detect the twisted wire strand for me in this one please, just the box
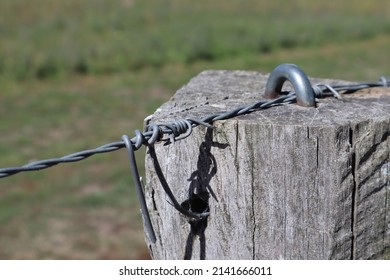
[0,77,388,179]
[0,141,125,178]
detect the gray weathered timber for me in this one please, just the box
[144,70,390,259]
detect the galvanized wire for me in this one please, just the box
[0,77,388,179]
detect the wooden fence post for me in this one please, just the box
[144,70,390,259]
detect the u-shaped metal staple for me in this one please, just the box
[264,64,316,107]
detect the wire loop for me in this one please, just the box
[134,130,148,149]
[145,124,162,145]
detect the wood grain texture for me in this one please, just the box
[144,70,390,259]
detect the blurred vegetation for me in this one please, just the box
[0,0,389,259]
[1,0,390,80]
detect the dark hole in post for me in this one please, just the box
[181,192,210,215]
[182,127,229,260]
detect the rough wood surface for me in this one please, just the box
[144,70,390,259]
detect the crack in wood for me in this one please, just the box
[349,125,357,260]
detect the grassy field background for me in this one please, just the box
[0,0,390,259]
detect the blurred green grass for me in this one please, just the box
[0,0,390,259]
[1,0,390,80]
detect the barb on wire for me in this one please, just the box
[0,75,389,179]
[0,93,290,178]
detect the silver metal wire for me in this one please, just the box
[0,74,388,178]
[122,134,157,243]
[0,65,388,245]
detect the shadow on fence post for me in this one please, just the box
[145,69,390,260]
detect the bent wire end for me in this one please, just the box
[122,134,157,244]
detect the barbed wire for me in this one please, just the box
[0,75,389,179]
[1,64,389,245]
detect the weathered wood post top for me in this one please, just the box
[144,65,390,260]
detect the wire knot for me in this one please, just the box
[312,84,343,99]
[146,119,193,145]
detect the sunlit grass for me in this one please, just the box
[1,0,390,80]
